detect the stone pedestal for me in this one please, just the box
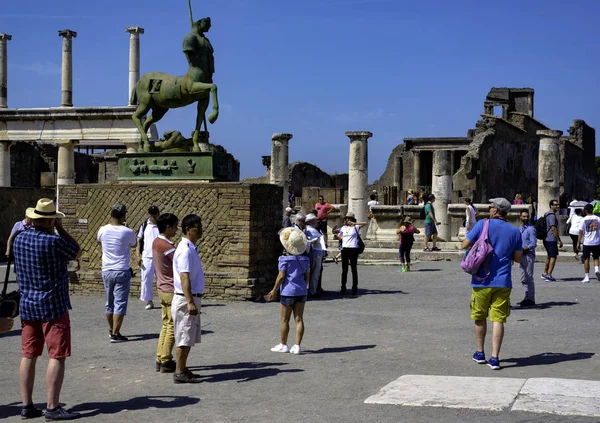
[56,139,77,185]
[270,133,292,210]
[432,150,452,241]
[346,131,373,225]
[126,27,144,105]
[123,140,138,153]
[0,141,11,187]
[394,155,402,190]
[0,33,12,109]
[537,129,563,216]
[58,30,77,107]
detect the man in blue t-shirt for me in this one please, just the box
[461,197,522,370]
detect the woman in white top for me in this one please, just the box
[464,198,477,235]
[567,208,585,259]
[336,212,367,296]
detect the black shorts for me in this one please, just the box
[582,245,600,260]
[543,240,558,258]
[317,220,328,234]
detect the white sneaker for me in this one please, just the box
[582,277,590,283]
[145,301,154,310]
[289,345,301,355]
[270,343,289,353]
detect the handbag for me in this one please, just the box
[1,257,20,318]
[354,227,365,255]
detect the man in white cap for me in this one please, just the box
[305,213,325,297]
[461,197,522,371]
[12,198,81,420]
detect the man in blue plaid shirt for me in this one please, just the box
[12,198,81,421]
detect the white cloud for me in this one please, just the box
[12,61,62,76]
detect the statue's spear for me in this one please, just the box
[188,0,194,28]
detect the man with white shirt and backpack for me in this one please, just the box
[577,203,600,283]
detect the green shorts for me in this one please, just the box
[470,288,511,323]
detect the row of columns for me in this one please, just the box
[269,131,374,224]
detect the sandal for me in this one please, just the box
[431,247,441,251]
[423,248,431,252]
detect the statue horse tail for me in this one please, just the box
[130,86,138,106]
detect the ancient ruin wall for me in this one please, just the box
[58,182,282,300]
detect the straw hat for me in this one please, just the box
[344,211,356,222]
[279,227,308,255]
[305,213,318,222]
[26,198,65,220]
[407,189,413,194]
[402,216,412,224]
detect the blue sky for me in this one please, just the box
[2,0,599,181]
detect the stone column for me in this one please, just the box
[122,140,138,153]
[537,130,563,216]
[0,141,11,187]
[432,150,452,241]
[56,140,78,185]
[0,33,12,109]
[126,26,144,105]
[346,131,373,224]
[262,155,271,180]
[58,30,77,107]
[270,133,292,210]
[413,150,421,189]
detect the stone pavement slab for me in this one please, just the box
[365,375,527,410]
[1,261,599,422]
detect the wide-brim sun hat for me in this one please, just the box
[402,216,412,224]
[305,213,318,222]
[279,227,308,255]
[344,211,356,222]
[26,198,65,219]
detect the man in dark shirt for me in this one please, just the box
[13,198,81,420]
[542,200,563,282]
[282,207,293,228]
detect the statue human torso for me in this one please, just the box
[183,32,214,83]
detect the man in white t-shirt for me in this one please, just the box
[578,203,600,283]
[137,205,160,310]
[172,214,204,384]
[97,203,137,342]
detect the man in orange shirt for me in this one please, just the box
[314,195,335,246]
[152,213,179,373]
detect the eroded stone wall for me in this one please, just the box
[58,182,282,300]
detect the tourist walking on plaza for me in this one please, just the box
[13,198,81,420]
[406,189,415,205]
[577,204,600,283]
[137,205,160,310]
[518,210,537,307]
[153,213,179,373]
[282,207,293,228]
[462,198,522,370]
[267,227,310,355]
[541,200,562,282]
[396,216,419,272]
[172,214,204,383]
[567,208,584,260]
[97,203,138,343]
[304,214,325,297]
[5,213,32,258]
[337,212,367,296]
[423,194,441,252]
[464,198,477,236]
[315,195,335,246]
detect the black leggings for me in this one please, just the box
[341,248,359,292]
[570,234,579,254]
[399,242,413,263]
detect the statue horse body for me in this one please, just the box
[130,71,219,152]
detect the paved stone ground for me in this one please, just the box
[1,260,599,422]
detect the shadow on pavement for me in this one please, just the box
[0,328,21,338]
[196,367,303,383]
[414,269,442,272]
[192,362,287,371]
[0,402,21,419]
[535,301,578,309]
[359,289,408,295]
[503,352,595,368]
[71,395,200,417]
[202,303,226,308]
[127,333,159,341]
[305,344,376,354]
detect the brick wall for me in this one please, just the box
[58,182,282,300]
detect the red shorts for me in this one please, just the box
[21,312,71,359]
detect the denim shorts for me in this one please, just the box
[424,223,437,237]
[102,270,131,315]
[280,295,307,307]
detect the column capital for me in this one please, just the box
[0,140,12,152]
[55,139,79,147]
[537,129,563,138]
[272,133,293,142]
[58,29,77,39]
[126,26,145,35]
[345,131,373,142]
[0,33,12,42]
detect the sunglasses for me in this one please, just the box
[488,205,496,211]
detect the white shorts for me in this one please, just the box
[171,294,201,347]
